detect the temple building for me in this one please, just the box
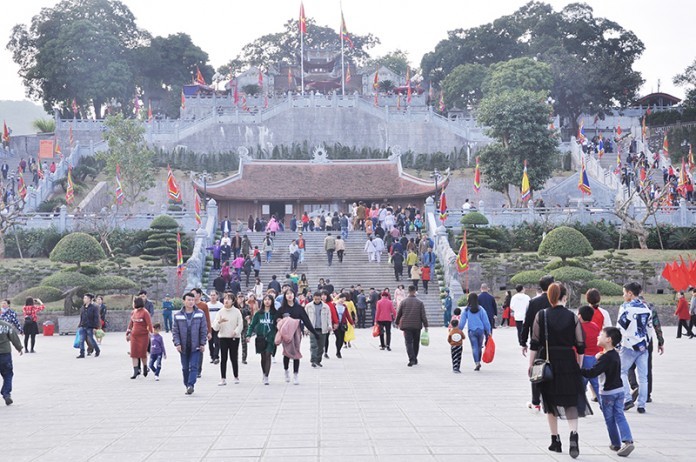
[199,150,447,222]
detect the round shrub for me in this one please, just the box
[583,280,623,297]
[544,259,588,272]
[510,270,547,286]
[549,266,594,283]
[460,211,489,226]
[64,265,102,276]
[50,232,106,267]
[538,226,593,262]
[150,214,179,230]
[41,272,92,291]
[91,275,138,291]
[11,286,64,306]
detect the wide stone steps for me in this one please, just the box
[204,230,446,326]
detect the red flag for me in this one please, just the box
[406,67,412,104]
[663,131,669,156]
[689,144,695,171]
[258,69,264,88]
[69,124,74,148]
[233,81,239,105]
[72,99,78,116]
[17,171,27,199]
[264,93,269,109]
[616,124,622,136]
[340,10,354,48]
[194,185,201,227]
[115,164,125,205]
[299,2,307,34]
[65,167,75,205]
[55,141,62,158]
[345,66,351,84]
[167,165,181,202]
[439,191,448,223]
[456,231,469,273]
[195,66,206,85]
[473,157,481,193]
[578,159,592,195]
[678,157,688,197]
[147,100,153,121]
[180,91,186,110]
[37,161,44,180]
[2,121,9,144]
[438,91,445,112]
[373,68,379,90]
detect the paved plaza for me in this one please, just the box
[4,327,694,461]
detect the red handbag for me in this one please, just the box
[482,335,495,363]
[372,325,380,337]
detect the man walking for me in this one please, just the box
[207,291,223,365]
[139,290,154,317]
[76,293,101,359]
[297,232,306,264]
[356,289,367,328]
[231,231,243,260]
[510,285,531,340]
[395,285,428,367]
[172,292,208,395]
[478,284,497,329]
[0,318,23,405]
[305,291,332,368]
[324,232,336,266]
[617,282,661,414]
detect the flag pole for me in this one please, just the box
[300,7,305,96]
[340,3,345,97]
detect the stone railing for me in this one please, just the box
[184,199,218,291]
[424,197,465,301]
[569,136,622,192]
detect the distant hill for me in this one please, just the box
[0,100,50,136]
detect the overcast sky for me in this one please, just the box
[1,0,693,103]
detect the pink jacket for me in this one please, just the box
[375,297,397,322]
[232,257,244,269]
[266,219,280,232]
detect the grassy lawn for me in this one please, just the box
[590,249,693,263]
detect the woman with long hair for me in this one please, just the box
[212,293,243,385]
[298,274,309,294]
[529,282,591,458]
[276,289,319,385]
[247,294,277,384]
[22,297,45,353]
[127,297,153,379]
[458,292,491,371]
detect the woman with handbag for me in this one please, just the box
[246,294,277,385]
[127,297,153,379]
[212,293,243,385]
[457,293,491,371]
[375,291,396,350]
[529,282,591,459]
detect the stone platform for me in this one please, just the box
[4,328,694,461]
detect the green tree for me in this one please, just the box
[538,226,593,262]
[674,58,696,108]
[365,49,411,76]
[235,18,380,69]
[8,0,144,118]
[482,57,552,95]
[99,114,156,207]
[441,63,489,109]
[50,232,106,269]
[142,215,181,265]
[133,33,214,118]
[477,89,558,205]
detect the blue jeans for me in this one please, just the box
[265,251,272,263]
[326,250,334,265]
[600,392,633,446]
[341,227,348,240]
[149,353,163,377]
[620,347,648,407]
[78,327,100,356]
[468,329,484,364]
[299,248,305,263]
[180,349,202,387]
[582,355,600,400]
[163,312,173,332]
[0,353,13,397]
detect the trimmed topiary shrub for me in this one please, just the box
[538,226,593,262]
[91,275,138,292]
[460,211,489,226]
[583,279,623,297]
[41,272,92,291]
[50,232,106,268]
[544,259,589,272]
[142,215,181,264]
[549,267,594,283]
[64,265,102,276]
[11,286,64,306]
[510,270,547,286]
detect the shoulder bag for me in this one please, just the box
[530,309,554,384]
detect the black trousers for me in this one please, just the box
[378,321,392,348]
[403,328,420,363]
[394,265,403,280]
[357,309,366,328]
[260,352,272,376]
[219,337,240,379]
[628,341,653,398]
[335,328,346,355]
[677,319,693,337]
[24,334,36,352]
[209,330,219,360]
[283,356,300,373]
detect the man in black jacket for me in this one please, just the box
[77,293,101,358]
[519,275,554,410]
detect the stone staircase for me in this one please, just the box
[204,230,446,326]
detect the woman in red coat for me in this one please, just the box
[675,291,693,338]
[374,291,397,350]
[127,297,153,379]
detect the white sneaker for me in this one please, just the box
[284,370,290,383]
[263,375,269,385]
[218,379,227,386]
[234,377,240,384]
[155,376,159,381]
[293,373,299,385]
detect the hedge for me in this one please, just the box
[544,259,588,272]
[11,286,64,306]
[91,276,138,291]
[41,272,92,291]
[510,270,547,286]
[583,279,623,297]
[549,267,594,283]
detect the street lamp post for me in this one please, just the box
[198,171,211,210]
[430,168,442,207]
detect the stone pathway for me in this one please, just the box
[5,328,693,461]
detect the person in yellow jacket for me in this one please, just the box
[406,249,419,277]
[340,292,358,348]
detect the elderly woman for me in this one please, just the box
[127,297,153,379]
[529,282,591,458]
